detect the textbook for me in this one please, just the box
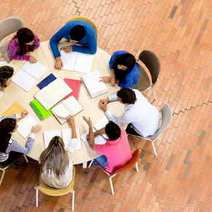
[37,73,57,89]
[82,72,108,98]
[1,102,25,116]
[35,78,72,110]
[17,114,39,138]
[61,51,94,73]
[64,78,81,99]
[12,62,47,92]
[43,128,81,152]
[52,96,83,124]
[30,99,52,120]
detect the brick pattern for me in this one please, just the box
[0,0,212,211]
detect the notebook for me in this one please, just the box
[17,115,39,138]
[64,78,81,99]
[61,51,94,73]
[12,62,47,92]
[52,96,83,124]
[1,102,25,116]
[35,78,72,109]
[37,73,57,89]
[43,128,81,152]
[30,99,52,120]
[82,71,108,98]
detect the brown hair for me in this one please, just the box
[40,136,69,177]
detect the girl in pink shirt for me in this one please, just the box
[83,117,132,173]
[7,28,40,63]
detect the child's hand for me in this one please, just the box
[31,125,41,133]
[20,111,28,119]
[29,56,37,63]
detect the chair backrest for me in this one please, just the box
[148,104,172,140]
[112,149,141,175]
[138,50,160,85]
[0,16,24,42]
[67,16,97,31]
[36,167,75,197]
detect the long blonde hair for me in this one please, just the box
[40,136,69,177]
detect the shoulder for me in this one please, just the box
[112,50,128,57]
[8,38,18,47]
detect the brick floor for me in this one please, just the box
[0,0,212,211]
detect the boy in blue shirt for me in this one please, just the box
[50,19,97,69]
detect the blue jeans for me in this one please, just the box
[94,155,108,168]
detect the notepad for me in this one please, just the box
[12,62,47,92]
[82,71,108,98]
[37,73,57,89]
[22,62,47,79]
[35,78,72,109]
[52,96,83,124]
[61,51,94,73]
[43,128,81,152]
[1,102,25,116]
[17,115,39,138]
[64,78,81,99]
[30,99,52,120]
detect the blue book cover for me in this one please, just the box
[37,73,56,89]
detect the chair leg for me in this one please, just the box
[35,188,39,207]
[152,142,157,157]
[0,169,6,186]
[23,155,29,163]
[88,160,94,168]
[109,176,115,195]
[72,190,75,211]
[135,162,139,172]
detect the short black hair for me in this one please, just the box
[105,121,121,141]
[0,66,14,88]
[117,88,136,104]
[17,27,35,44]
[116,53,136,70]
[69,25,86,41]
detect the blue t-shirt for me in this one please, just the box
[50,20,97,58]
[109,50,141,88]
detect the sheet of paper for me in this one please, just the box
[94,116,109,130]
[67,139,81,152]
[74,52,94,73]
[12,70,36,92]
[1,102,25,116]
[22,62,47,79]
[95,135,107,145]
[35,78,72,109]
[43,130,61,148]
[61,51,76,71]
[82,71,108,98]
[61,128,72,149]
[17,115,39,138]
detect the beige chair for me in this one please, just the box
[99,149,141,195]
[0,155,28,186]
[129,104,172,157]
[0,16,24,61]
[135,50,160,102]
[35,167,75,211]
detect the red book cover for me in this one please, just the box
[64,78,81,99]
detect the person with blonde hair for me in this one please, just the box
[40,117,77,189]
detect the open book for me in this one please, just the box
[52,96,83,124]
[61,51,94,73]
[17,115,39,138]
[43,128,81,152]
[82,71,108,98]
[35,78,72,109]
[12,62,47,92]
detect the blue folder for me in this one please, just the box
[37,73,56,89]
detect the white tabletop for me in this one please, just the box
[0,41,123,165]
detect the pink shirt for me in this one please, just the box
[95,130,132,173]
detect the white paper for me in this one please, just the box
[82,71,108,98]
[35,78,72,109]
[94,117,109,130]
[61,128,72,149]
[22,62,47,79]
[17,115,39,138]
[67,139,81,152]
[43,130,61,148]
[95,135,107,145]
[12,70,36,92]
[61,51,76,71]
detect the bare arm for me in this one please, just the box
[83,117,95,148]
[67,117,77,139]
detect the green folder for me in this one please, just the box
[30,99,52,120]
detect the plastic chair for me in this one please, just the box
[0,155,28,186]
[129,104,172,157]
[0,16,24,61]
[35,167,75,211]
[100,149,141,195]
[135,50,160,101]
